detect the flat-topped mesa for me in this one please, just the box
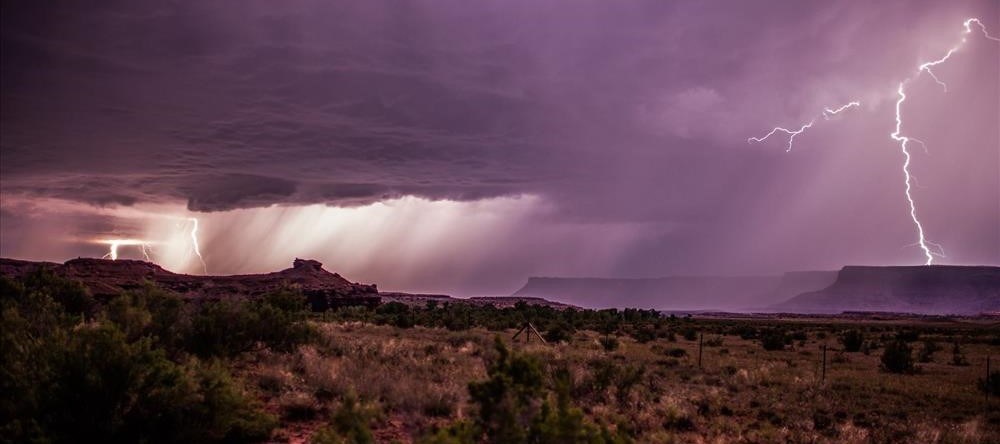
[0,257,380,310]
[771,265,1000,315]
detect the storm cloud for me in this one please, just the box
[2,1,998,295]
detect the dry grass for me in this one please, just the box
[240,318,1000,443]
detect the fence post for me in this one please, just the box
[821,344,827,384]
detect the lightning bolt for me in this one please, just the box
[823,101,861,119]
[747,101,860,152]
[95,216,208,274]
[890,17,998,265]
[189,217,208,274]
[748,18,997,265]
[100,239,152,261]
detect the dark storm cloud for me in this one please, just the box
[2,0,998,282]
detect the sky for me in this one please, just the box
[1,1,998,296]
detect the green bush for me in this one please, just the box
[185,289,316,357]
[979,371,1000,397]
[312,392,378,444]
[682,328,698,341]
[1,273,291,443]
[467,337,546,443]
[761,330,786,351]
[630,324,656,344]
[454,338,627,444]
[840,330,865,352]
[917,340,941,363]
[880,340,915,374]
[544,321,575,343]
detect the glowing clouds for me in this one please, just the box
[1,194,656,294]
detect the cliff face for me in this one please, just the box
[0,257,380,310]
[512,275,781,311]
[755,271,839,309]
[771,265,1000,314]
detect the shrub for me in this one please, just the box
[312,392,378,444]
[543,321,575,343]
[761,330,786,351]
[665,348,688,358]
[979,371,1000,397]
[917,340,941,363]
[614,365,646,406]
[704,336,724,347]
[599,336,620,352]
[1,274,279,443]
[895,330,920,343]
[630,324,656,344]
[453,338,627,444]
[950,341,969,366]
[528,367,620,443]
[880,340,915,374]
[682,328,698,341]
[185,290,316,357]
[840,330,864,352]
[466,338,545,442]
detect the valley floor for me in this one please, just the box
[247,317,999,443]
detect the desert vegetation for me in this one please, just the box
[2,271,998,443]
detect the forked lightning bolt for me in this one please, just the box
[748,18,998,265]
[747,101,860,152]
[890,17,998,264]
[99,216,208,274]
[101,239,152,261]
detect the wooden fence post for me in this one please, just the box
[821,344,827,384]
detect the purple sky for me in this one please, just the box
[2,1,998,296]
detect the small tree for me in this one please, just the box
[543,321,574,344]
[950,341,969,366]
[880,340,915,374]
[761,330,786,351]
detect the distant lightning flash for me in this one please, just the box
[747,120,815,152]
[100,239,152,261]
[97,216,208,274]
[747,101,860,152]
[189,217,208,274]
[748,18,998,266]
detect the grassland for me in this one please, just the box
[252,316,999,443]
[2,271,997,443]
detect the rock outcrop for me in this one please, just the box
[0,257,380,310]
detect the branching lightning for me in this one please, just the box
[748,18,998,265]
[889,17,999,265]
[97,216,208,274]
[100,239,152,261]
[823,101,861,119]
[747,101,860,152]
